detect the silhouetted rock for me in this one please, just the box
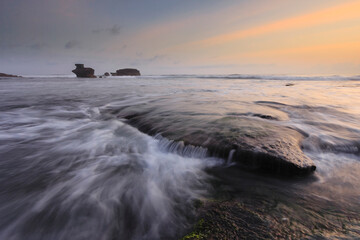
[104,72,110,76]
[115,68,141,76]
[72,64,96,78]
[0,73,20,78]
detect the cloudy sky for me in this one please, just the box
[1,0,360,75]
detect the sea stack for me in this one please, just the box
[72,64,96,78]
[114,68,141,76]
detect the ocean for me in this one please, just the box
[0,75,359,239]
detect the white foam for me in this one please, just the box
[0,106,222,240]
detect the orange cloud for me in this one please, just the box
[217,40,360,64]
[188,0,360,47]
[128,0,283,52]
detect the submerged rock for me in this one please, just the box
[0,73,21,77]
[182,196,350,239]
[114,68,141,76]
[72,64,96,78]
[182,201,275,239]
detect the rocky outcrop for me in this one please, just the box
[113,68,141,76]
[104,72,110,76]
[177,117,316,175]
[107,108,316,175]
[72,64,96,78]
[0,73,20,77]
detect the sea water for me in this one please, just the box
[0,75,359,239]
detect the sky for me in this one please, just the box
[1,0,360,75]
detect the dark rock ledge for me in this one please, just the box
[110,109,316,176]
[111,68,141,76]
[0,73,21,77]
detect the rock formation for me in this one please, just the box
[112,68,141,76]
[112,109,316,175]
[0,73,20,77]
[72,64,96,78]
[104,72,110,76]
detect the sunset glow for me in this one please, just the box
[1,1,360,239]
[1,0,359,74]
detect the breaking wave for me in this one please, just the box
[0,106,222,240]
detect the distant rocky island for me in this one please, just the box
[111,68,141,76]
[72,64,96,78]
[72,64,141,78]
[0,73,21,78]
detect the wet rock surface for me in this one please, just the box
[177,117,316,175]
[182,201,281,240]
[181,166,360,240]
[112,108,316,175]
[182,198,360,240]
